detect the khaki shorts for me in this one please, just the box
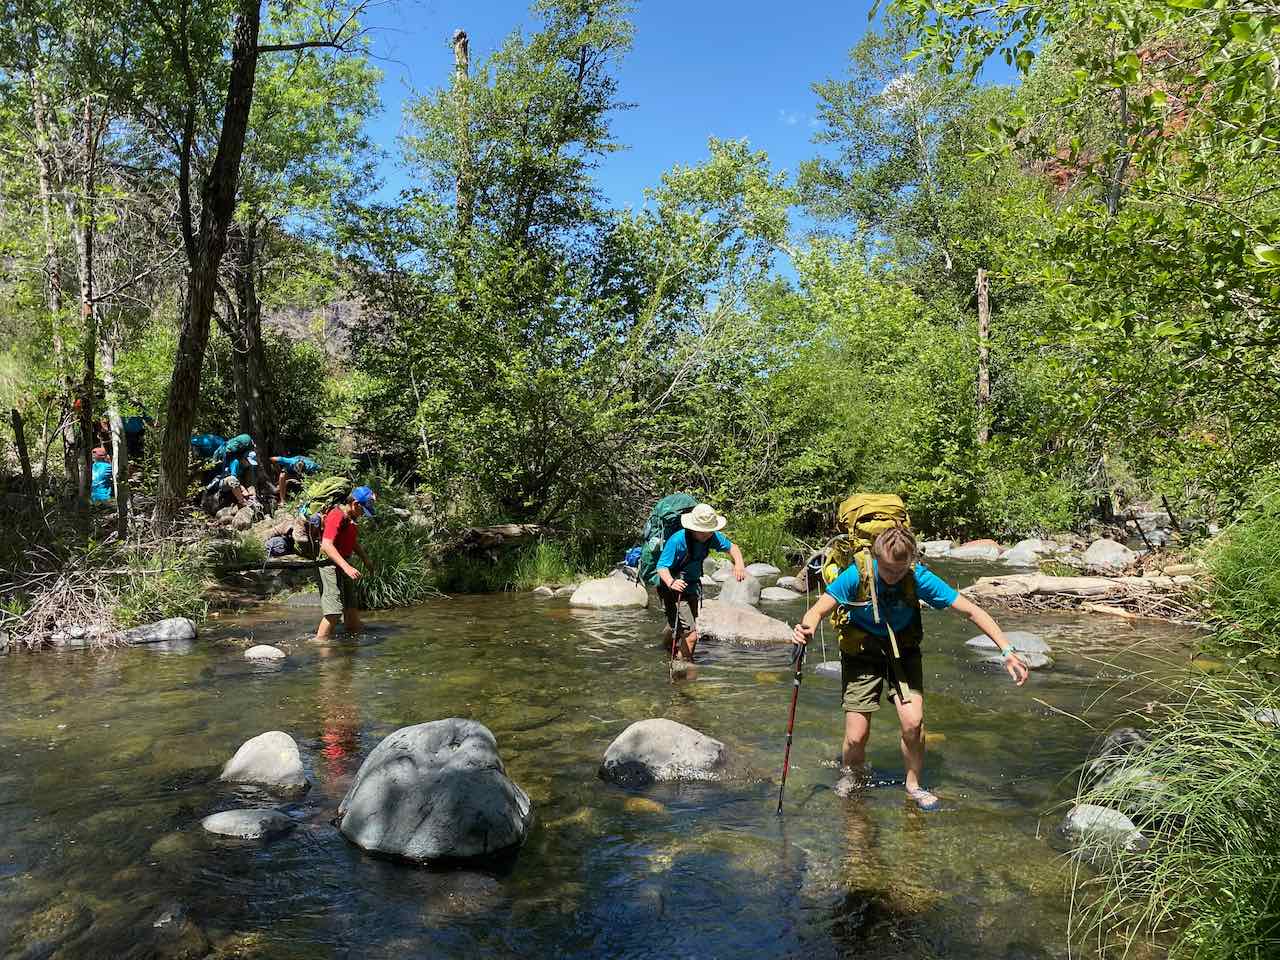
[841,647,924,713]
[319,563,358,617]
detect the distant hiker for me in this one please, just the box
[654,502,746,661]
[295,475,355,559]
[792,496,1029,811]
[122,411,154,462]
[190,433,225,462]
[219,450,260,510]
[272,453,320,506]
[315,486,378,641]
[89,447,113,503]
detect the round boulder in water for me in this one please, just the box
[948,540,1002,561]
[220,731,309,797]
[1053,803,1148,857]
[1084,538,1137,572]
[569,577,648,609]
[745,562,781,585]
[338,719,532,863]
[599,718,728,787]
[118,617,197,645]
[811,660,841,679]
[696,600,793,645]
[718,574,762,606]
[243,644,286,661]
[201,808,294,841]
[760,586,804,603]
[775,576,806,593]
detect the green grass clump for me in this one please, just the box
[1204,469,1280,659]
[729,512,796,569]
[430,537,614,594]
[113,542,210,628]
[1072,676,1280,960]
[356,523,439,610]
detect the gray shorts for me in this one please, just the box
[319,564,358,617]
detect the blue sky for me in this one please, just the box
[362,0,885,209]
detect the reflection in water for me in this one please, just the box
[0,574,1193,959]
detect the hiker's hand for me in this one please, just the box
[733,562,746,581]
[792,622,814,646]
[343,564,362,581]
[1004,652,1029,686]
[670,578,688,593]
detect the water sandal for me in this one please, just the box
[906,786,941,812]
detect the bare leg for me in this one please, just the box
[343,606,363,635]
[892,693,926,792]
[680,628,699,660]
[843,711,872,770]
[316,614,340,642]
[277,473,288,506]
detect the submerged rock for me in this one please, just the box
[811,660,841,679]
[964,630,1052,655]
[119,617,197,645]
[244,644,286,661]
[338,719,532,862]
[201,808,294,841]
[1084,538,1137,572]
[569,577,648,609]
[981,650,1053,670]
[1054,804,1148,855]
[599,718,728,787]
[718,574,762,606]
[220,731,309,796]
[696,600,793,645]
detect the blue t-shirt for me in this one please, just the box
[191,434,224,458]
[277,455,318,475]
[824,560,958,638]
[90,461,113,502]
[657,529,733,587]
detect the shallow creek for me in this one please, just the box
[0,561,1195,959]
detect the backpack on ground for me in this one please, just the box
[635,492,699,586]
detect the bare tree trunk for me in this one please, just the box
[67,97,100,505]
[976,267,991,446]
[156,0,264,520]
[11,410,34,495]
[29,72,81,497]
[100,333,130,537]
[229,221,275,457]
[452,29,473,238]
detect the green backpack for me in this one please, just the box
[636,493,699,586]
[298,475,352,526]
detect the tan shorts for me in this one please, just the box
[841,648,924,713]
[319,564,358,617]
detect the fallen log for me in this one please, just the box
[963,573,1208,626]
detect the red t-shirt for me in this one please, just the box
[321,506,358,558]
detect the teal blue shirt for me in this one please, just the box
[657,529,733,588]
[824,560,957,638]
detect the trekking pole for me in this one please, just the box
[776,639,807,815]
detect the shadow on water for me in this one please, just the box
[0,571,1194,958]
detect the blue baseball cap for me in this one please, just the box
[351,486,377,516]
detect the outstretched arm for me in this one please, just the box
[950,594,1028,685]
[727,542,746,580]
[792,592,838,645]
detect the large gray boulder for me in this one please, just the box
[244,644,286,661]
[744,563,781,585]
[920,540,953,558]
[717,574,762,606]
[1084,538,1138,572]
[965,630,1052,655]
[119,617,197,645]
[1001,539,1050,567]
[760,586,805,603]
[599,718,728,787]
[338,719,532,862]
[775,576,806,593]
[949,540,1002,561]
[569,577,648,609]
[1054,804,1148,856]
[696,600,794,645]
[220,731,309,797]
[711,564,736,583]
[811,661,841,679]
[201,809,294,841]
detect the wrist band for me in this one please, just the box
[1001,646,1019,660]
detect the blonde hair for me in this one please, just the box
[873,526,917,564]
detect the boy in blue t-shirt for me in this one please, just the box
[271,453,320,506]
[792,526,1030,811]
[89,447,113,502]
[656,502,746,661]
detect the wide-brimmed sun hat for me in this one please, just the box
[681,503,726,533]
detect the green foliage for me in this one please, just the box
[430,537,614,594]
[355,523,438,610]
[729,513,796,570]
[112,542,210,628]
[1075,677,1280,960]
[1205,469,1280,660]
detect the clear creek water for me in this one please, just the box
[0,561,1193,959]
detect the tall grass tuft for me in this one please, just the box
[430,538,614,594]
[1072,675,1280,960]
[356,523,440,610]
[1204,468,1280,660]
[729,512,796,569]
[114,541,210,628]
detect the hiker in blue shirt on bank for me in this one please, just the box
[656,502,747,662]
[271,453,320,506]
[90,447,113,503]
